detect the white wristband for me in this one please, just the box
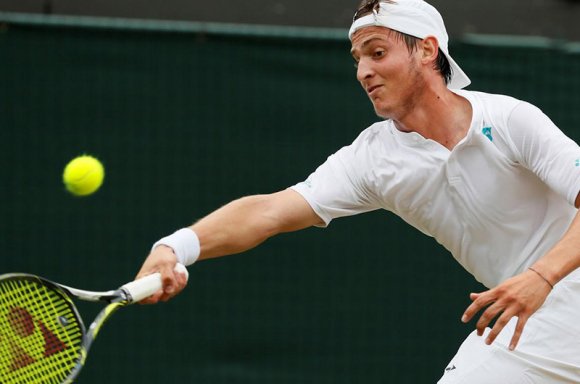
[152,228,200,266]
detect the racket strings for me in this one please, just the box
[0,277,83,383]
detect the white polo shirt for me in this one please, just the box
[291,90,580,288]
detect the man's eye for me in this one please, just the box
[373,50,385,58]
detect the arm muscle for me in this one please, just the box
[192,189,322,260]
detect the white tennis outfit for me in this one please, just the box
[291,90,580,383]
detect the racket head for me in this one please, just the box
[0,273,86,384]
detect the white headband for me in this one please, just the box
[349,0,470,89]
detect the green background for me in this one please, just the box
[1,16,579,383]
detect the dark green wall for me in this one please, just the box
[1,19,579,383]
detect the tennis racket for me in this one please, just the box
[0,264,188,383]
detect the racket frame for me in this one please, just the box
[0,271,163,383]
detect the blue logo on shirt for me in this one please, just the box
[482,127,493,142]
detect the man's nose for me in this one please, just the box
[356,59,374,83]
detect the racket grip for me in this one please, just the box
[121,263,189,303]
[122,273,162,303]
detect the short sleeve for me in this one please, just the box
[290,144,379,227]
[507,101,580,206]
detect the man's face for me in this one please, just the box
[350,26,424,119]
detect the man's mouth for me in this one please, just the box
[367,84,382,95]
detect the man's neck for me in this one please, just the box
[393,87,472,151]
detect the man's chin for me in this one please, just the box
[373,106,390,120]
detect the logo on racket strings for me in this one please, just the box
[3,306,69,372]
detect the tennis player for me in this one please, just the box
[136,0,580,382]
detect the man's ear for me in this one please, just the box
[421,36,440,65]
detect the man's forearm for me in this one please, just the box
[532,208,580,286]
[192,195,281,261]
[191,189,321,261]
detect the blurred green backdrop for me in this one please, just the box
[1,15,579,383]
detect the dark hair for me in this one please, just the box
[353,0,452,85]
[353,0,393,21]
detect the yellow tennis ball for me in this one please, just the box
[62,155,105,196]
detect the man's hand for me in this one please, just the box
[461,268,553,351]
[136,245,189,304]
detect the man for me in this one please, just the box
[137,0,580,382]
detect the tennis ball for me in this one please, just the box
[62,155,105,196]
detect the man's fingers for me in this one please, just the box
[162,271,177,295]
[140,291,164,305]
[135,270,170,304]
[136,243,189,304]
[461,271,552,352]
[159,264,190,301]
[137,263,189,305]
[508,315,529,351]
[475,302,504,336]
[462,291,495,323]
[173,263,189,289]
[484,308,518,345]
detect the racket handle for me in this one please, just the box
[122,273,162,303]
[122,263,188,303]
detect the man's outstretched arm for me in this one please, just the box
[136,189,322,303]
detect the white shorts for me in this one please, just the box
[438,269,580,384]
